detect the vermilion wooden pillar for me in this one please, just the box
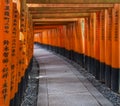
[99,9,107,83]
[105,8,112,88]
[0,1,13,106]
[111,4,120,92]
[95,12,100,80]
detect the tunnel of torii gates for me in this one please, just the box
[0,0,120,106]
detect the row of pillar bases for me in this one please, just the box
[35,42,120,93]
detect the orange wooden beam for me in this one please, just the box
[32,13,90,19]
[27,4,114,8]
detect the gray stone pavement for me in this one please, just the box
[34,45,113,106]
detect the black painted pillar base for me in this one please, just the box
[81,54,84,67]
[89,57,92,73]
[95,60,100,80]
[84,55,88,70]
[93,58,96,76]
[62,48,66,56]
[14,93,19,106]
[105,65,111,88]
[91,58,95,76]
[65,49,70,59]
[74,52,78,63]
[111,68,119,92]
[75,53,80,64]
[16,83,21,106]
[60,47,62,54]
[100,62,105,83]
[63,48,65,56]
[58,47,61,54]
[78,53,83,67]
[70,50,73,61]
[49,46,52,50]
[51,46,53,51]
[69,50,72,60]
[20,77,24,104]
[87,56,90,73]
[55,46,58,53]
[52,46,55,52]
[65,49,68,58]
[64,49,67,58]
[10,98,14,106]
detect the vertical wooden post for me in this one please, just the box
[95,12,100,80]
[0,0,13,105]
[84,18,89,70]
[105,8,112,88]
[99,9,107,83]
[111,4,120,92]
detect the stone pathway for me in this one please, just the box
[34,45,113,106]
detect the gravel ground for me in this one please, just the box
[57,54,120,106]
[21,58,39,106]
